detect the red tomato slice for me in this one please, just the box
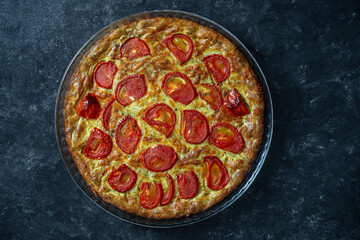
[115,74,147,106]
[93,61,117,89]
[143,103,176,138]
[83,128,113,159]
[120,37,150,60]
[140,145,178,172]
[202,54,231,85]
[177,171,199,199]
[204,156,230,190]
[101,96,115,131]
[198,83,223,111]
[161,173,175,206]
[162,33,193,65]
[139,182,163,209]
[181,110,209,144]
[208,122,245,154]
[115,116,141,154]
[76,93,101,119]
[107,164,137,193]
[224,89,250,117]
[162,72,197,105]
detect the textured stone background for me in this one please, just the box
[1,0,359,239]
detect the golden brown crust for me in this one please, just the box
[63,17,264,219]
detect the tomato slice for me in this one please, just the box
[143,103,176,138]
[93,61,117,89]
[101,96,115,131]
[162,72,197,105]
[120,37,150,60]
[115,116,141,154]
[140,145,178,172]
[198,83,223,111]
[177,171,199,199]
[107,164,137,193]
[162,33,193,65]
[224,89,250,117]
[161,173,175,206]
[76,93,101,119]
[204,156,230,190]
[139,182,163,209]
[202,54,231,85]
[83,128,113,159]
[181,110,209,144]
[115,74,147,106]
[208,122,245,154]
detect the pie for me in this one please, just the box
[63,16,264,219]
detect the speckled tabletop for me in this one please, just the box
[1,0,359,239]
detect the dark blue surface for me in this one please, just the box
[1,0,359,239]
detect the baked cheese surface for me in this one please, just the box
[63,17,264,219]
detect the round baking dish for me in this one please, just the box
[55,10,273,228]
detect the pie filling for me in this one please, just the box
[64,17,264,219]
